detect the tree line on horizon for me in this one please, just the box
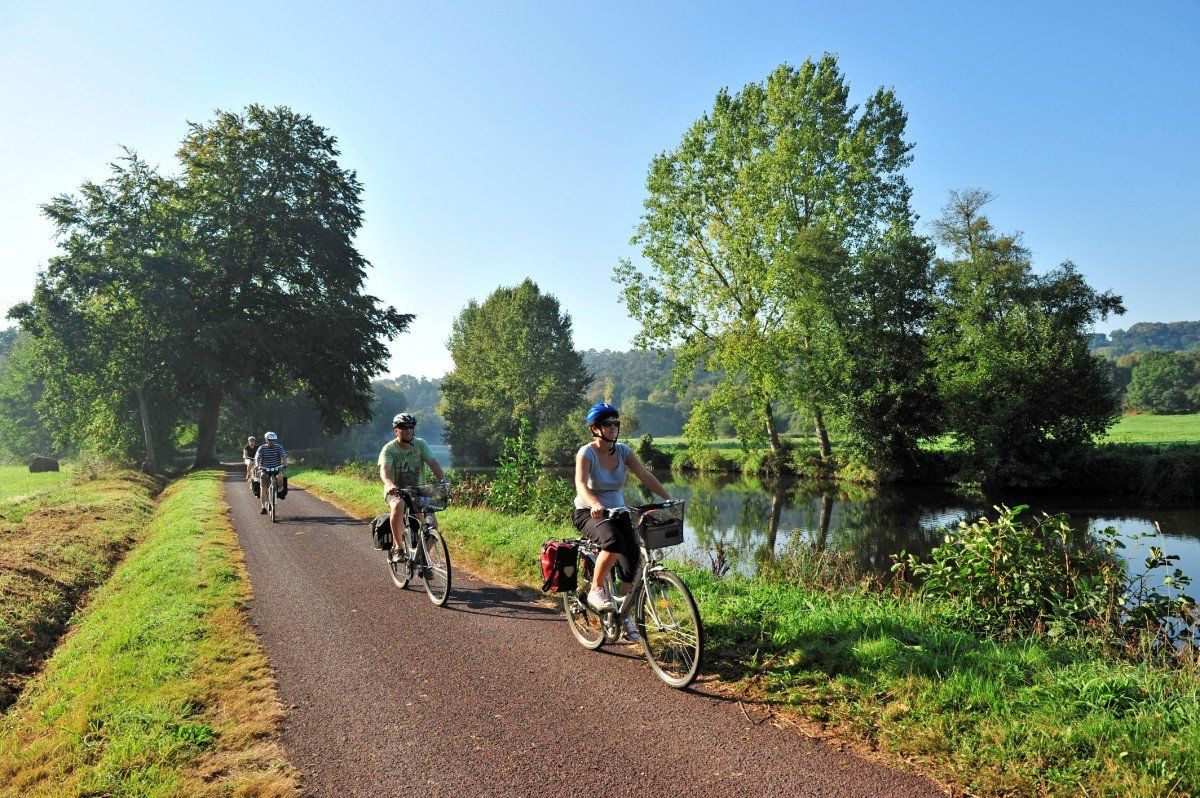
[0,56,1184,486]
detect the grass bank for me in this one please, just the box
[0,470,295,797]
[291,465,1200,798]
[0,468,156,710]
[0,464,71,502]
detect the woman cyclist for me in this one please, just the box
[242,436,257,482]
[573,403,670,640]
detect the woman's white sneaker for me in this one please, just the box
[586,588,614,611]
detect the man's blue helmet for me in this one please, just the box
[585,403,619,426]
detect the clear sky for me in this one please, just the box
[2,1,1197,378]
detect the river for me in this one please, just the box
[621,473,1200,602]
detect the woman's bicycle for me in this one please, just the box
[387,483,452,606]
[562,501,704,688]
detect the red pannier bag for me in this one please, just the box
[540,540,578,593]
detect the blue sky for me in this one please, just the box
[2,1,1197,377]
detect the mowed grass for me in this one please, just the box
[0,468,156,710]
[292,464,1200,798]
[0,464,70,502]
[1103,412,1200,444]
[0,470,295,798]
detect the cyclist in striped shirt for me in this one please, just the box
[254,432,288,515]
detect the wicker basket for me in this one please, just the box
[638,502,685,549]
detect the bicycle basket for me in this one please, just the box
[638,502,685,549]
[407,482,450,512]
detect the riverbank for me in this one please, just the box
[0,470,295,797]
[648,426,1200,501]
[290,465,1200,798]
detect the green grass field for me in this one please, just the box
[0,470,295,797]
[292,465,1200,798]
[0,465,70,503]
[1102,412,1200,444]
[651,413,1200,453]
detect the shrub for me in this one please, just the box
[635,434,671,470]
[486,420,574,524]
[535,419,583,466]
[898,506,1198,657]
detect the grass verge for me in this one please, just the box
[0,464,71,503]
[0,470,295,797]
[291,465,1200,798]
[0,468,156,710]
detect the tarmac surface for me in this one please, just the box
[225,472,947,797]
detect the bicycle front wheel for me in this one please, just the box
[269,478,277,523]
[636,569,703,688]
[420,527,452,606]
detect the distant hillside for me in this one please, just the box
[1091,321,1200,357]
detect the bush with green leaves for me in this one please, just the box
[1126,349,1199,414]
[898,506,1198,657]
[487,420,573,523]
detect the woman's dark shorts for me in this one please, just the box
[573,509,640,583]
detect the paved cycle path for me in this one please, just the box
[225,472,946,797]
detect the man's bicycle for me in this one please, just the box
[563,501,704,688]
[387,483,452,606]
[260,467,284,523]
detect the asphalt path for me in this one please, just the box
[225,472,947,797]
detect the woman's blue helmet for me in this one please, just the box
[585,403,619,426]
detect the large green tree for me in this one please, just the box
[9,152,191,471]
[931,188,1124,487]
[439,279,591,464]
[616,55,935,466]
[175,105,411,466]
[1125,350,1198,414]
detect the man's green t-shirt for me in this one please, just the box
[379,437,434,487]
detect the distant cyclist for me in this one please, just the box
[379,412,446,544]
[574,403,670,637]
[242,436,257,482]
[254,432,288,515]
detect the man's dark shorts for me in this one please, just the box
[573,509,640,583]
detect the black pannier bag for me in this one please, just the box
[252,479,261,498]
[370,513,393,550]
[540,540,578,593]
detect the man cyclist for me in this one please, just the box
[242,436,257,482]
[379,412,446,553]
[254,432,288,515]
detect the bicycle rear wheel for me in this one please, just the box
[636,569,703,688]
[565,556,604,650]
[420,527,452,606]
[269,478,277,523]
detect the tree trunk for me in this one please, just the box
[761,490,784,561]
[816,492,833,549]
[193,386,223,469]
[135,387,160,474]
[764,401,783,454]
[812,405,832,459]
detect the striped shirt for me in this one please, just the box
[255,444,287,470]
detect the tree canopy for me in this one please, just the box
[616,54,938,470]
[440,279,590,464]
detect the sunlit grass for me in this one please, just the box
[0,471,296,797]
[0,465,71,502]
[1103,412,1200,444]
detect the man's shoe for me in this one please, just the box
[260,508,267,515]
[587,588,614,612]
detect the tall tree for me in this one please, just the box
[176,105,411,466]
[9,152,190,471]
[440,279,591,464]
[616,55,930,463]
[931,188,1124,487]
